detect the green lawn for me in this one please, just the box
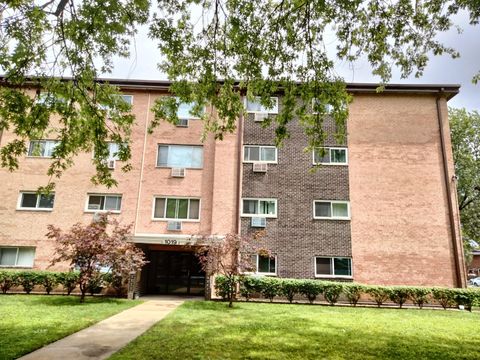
[0,295,140,360]
[111,301,480,360]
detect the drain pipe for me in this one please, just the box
[235,113,244,234]
[436,93,465,288]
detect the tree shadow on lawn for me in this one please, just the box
[25,295,129,307]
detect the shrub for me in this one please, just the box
[299,280,324,304]
[103,272,127,297]
[57,271,79,295]
[280,279,302,303]
[17,271,40,294]
[432,287,455,309]
[366,286,390,307]
[388,287,411,308]
[452,289,478,312]
[239,276,262,301]
[215,275,237,302]
[0,270,19,294]
[86,273,106,296]
[38,271,60,295]
[260,277,281,302]
[323,282,344,305]
[409,287,431,309]
[343,283,365,306]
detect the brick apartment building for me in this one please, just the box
[0,80,466,295]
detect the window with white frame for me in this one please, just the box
[315,257,352,277]
[157,145,203,168]
[107,143,121,160]
[242,199,277,217]
[255,254,277,275]
[245,97,279,114]
[243,146,277,163]
[312,99,334,114]
[28,140,59,158]
[18,192,55,210]
[153,197,200,220]
[177,101,203,119]
[314,200,350,220]
[0,247,35,267]
[86,194,122,212]
[313,147,348,165]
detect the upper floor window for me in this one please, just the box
[241,198,277,218]
[315,257,352,277]
[0,247,35,267]
[157,145,203,169]
[86,194,122,212]
[153,197,200,220]
[245,97,279,114]
[17,192,54,211]
[107,143,121,160]
[243,146,277,163]
[312,99,334,114]
[314,200,350,220]
[313,147,348,165]
[28,140,59,158]
[177,101,203,119]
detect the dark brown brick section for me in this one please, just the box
[241,109,351,279]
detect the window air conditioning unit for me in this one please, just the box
[107,159,116,169]
[171,167,186,178]
[253,163,268,173]
[88,204,101,210]
[251,217,267,228]
[254,113,269,122]
[176,118,189,127]
[167,221,182,231]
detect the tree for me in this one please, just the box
[449,108,480,263]
[0,1,478,189]
[47,213,146,302]
[195,232,268,307]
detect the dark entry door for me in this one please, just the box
[147,251,205,295]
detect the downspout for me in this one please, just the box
[235,114,244,234]
[436,93,464,288]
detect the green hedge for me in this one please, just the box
[215,275,480,311]
[0,270,122,296]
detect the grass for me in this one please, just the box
[111,301,480,360]
[0,295,140,360]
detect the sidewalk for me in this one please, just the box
[19,297,186,360]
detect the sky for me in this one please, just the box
[109,11,479,111]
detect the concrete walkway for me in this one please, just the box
[20,297,187,360]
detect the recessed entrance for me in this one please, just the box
[145,250,205,296]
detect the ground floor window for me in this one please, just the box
[18,192,55,210]
[315,257,352,277]
[255,254,277,275]
[86,194,122,212]
[0,247,35,267]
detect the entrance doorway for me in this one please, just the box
[145,251,205,295]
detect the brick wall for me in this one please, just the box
[241,110,352,279]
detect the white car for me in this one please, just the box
[469,277,480,286]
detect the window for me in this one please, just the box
[255,254,277,275]
[243,146,277,163]
[18,192,54,211]
[0,247,35,267]
[177,101,203,119]
[242,198,277,218]
[28,140,59,158]
[119,95,133,105]
[157,145,203,168]
[312,99,334,114]
[314,201,350,220]
[99,95,133,114]
[313,147,348,165]
[107,143,121,160]
[86,194,122,212]
[315,257,352,277]
[245,97,279,114]
[153,197,200,220]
